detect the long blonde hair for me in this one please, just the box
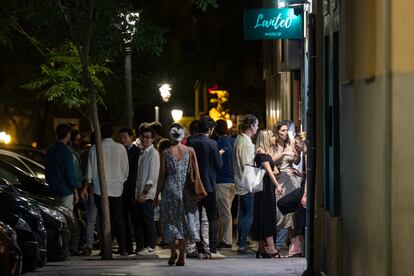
[255,129,274,155]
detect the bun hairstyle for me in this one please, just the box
[168,123,185,143]
[239,114,258,133]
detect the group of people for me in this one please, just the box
[44,114,307,266]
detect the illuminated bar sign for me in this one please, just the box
[244,8,303,40]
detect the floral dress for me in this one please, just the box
[161,150,200,243]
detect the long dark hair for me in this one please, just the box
[273,120,290,146]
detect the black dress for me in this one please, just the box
[252,153,277,241]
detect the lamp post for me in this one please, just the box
[117,12,140,128]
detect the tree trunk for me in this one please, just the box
[55,0,112,260]
[88,85,112,260]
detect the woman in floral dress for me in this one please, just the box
[154,123,200,266]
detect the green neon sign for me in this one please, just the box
[244,8,303,40]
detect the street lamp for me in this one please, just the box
[159,84,172,102]
[116,12,140,128]
[171,109,183,122]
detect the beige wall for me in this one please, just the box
[390,76,414,276]
[391,0,414,73]
[338,0,414,275]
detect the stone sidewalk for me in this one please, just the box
[27,248,306,276]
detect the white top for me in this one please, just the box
[87,138,129,197]
[135,144,160,200]
[232,133,255,195]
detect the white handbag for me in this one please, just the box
[239,164,266,193]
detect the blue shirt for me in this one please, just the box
[45,141,79,197]
[216,136,235,184]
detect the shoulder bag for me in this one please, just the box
[239,163,266,193]
[188,149,208,201]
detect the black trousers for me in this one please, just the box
[136,199,156,250]
[122,193,140,253]
[196,191,218,254]
[94,194,126,253]
[277,187,306,235]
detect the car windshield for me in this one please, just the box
[0,167,19,183]
[0,154,31,175]
[20,156,45,180]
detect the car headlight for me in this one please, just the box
[38,205,67,225]
[14,218,32,232]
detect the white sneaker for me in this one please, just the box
[136,248,148,255]
[138,247,157,256]
[209,251,226,260]
[145,247,157,255]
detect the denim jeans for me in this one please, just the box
[84,194,97,249]
[237,193,253,248]
[276,228,288,251]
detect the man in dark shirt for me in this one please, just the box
[119,127,141,254]
[187,117,224,259]
[45,123,80,210]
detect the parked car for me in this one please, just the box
[0,213,39,273]
[0,220,22,276]
[0,179,71,263]
[0,149,45,182]
[0,181,46,271]
[0,145,45,165]
[0,159,49,196]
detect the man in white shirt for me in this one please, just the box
[87,123,129,255]
[233,114,259,254]
[135,127,160,255]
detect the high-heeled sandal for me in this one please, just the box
[168,252,178,265]
[256,251,272,258]
[266,249,281,258]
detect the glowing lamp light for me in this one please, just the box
[4,135,11,144]
[278,1,287,8]
[0,132,11,144]
[159,84,172,102]
[226,120,233,129]
[171,109,183,122]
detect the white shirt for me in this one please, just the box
[87,138,129,197]
[233,133,255,195]
[135,144,160,200]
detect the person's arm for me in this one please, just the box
[239,142,253,168]
[139,151,160,202]
[154,151,166,206]
[261,160,283,195]
[301,154,308,207]
[211,142,223,171]
[258,150,282,194]
[87,147,95,186]
[121,146,129,182]
[66,150,80,190]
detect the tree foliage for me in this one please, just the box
[21,42,111,109]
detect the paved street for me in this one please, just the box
[27,248,306,276]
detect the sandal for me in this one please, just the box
[176,258,185,266]
[168,252,178,266]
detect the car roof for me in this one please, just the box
[0,149,45,169]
